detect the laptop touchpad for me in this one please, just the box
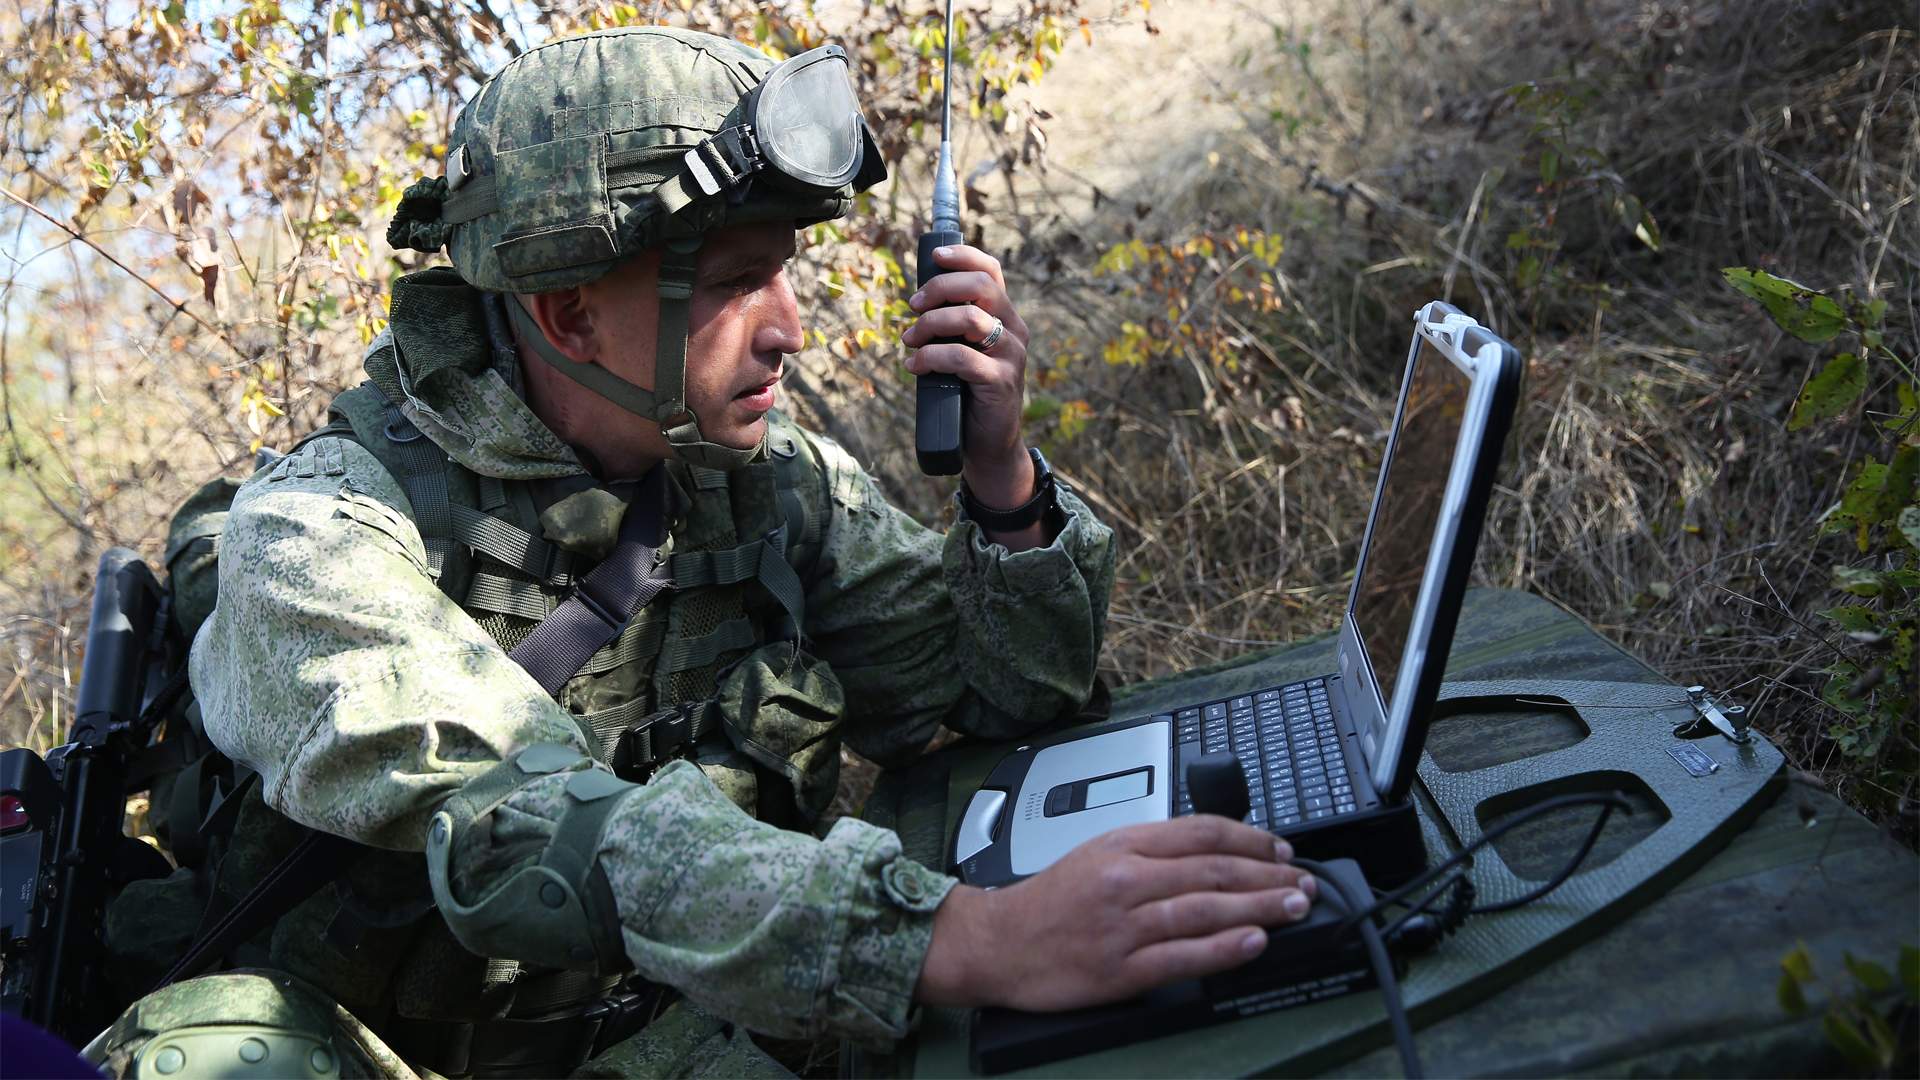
[1011,722,1171,876]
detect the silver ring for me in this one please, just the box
[979,318,1005,351]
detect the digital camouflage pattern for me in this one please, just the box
[430,26,855,294]
[82,970,417,1079]
[172,283,1114,1055]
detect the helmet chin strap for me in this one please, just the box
[507,239,767,475]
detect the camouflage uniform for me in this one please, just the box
[85,27,1114,1079]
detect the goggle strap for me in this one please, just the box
[854,118,888,192]
[506,295,663,420]
[654,170,700,218]
[444,144,707,224]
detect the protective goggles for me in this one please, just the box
[677,44,888,203]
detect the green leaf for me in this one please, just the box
[1892,383,1920,431]
[1899,945,1918,998]
[1723,268,1849,343]
[1821,606,1878,633]
[1783,942,1817,982]
[1778,970,1809,1015]
[1788,352,1866,430]
[1890,446,1920,507]
[1833,566,1885,598]
[1900,506,1920,551]
[1822,1012,1883,1071]
[1837,451,1920,548]
[1634,210,1662,253]
[1844,952,1893,993]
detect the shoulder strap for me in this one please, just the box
[508,469,673,696]
[311,381,477,603]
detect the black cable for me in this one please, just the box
[1294,857,1422,1080]
[1225,794,1631,1077]
[1272,793,1633,1077]
[1466,794,1626,914]
[1379,868,1471,943]
[1355,792,1633,932]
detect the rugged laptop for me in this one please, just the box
[952,300,1522,889]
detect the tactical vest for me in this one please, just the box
[112,283,855,1076]
[305,364,844,827]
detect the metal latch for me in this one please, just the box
[1675,685,1750,744]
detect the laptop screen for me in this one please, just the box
[1349,333,1470,713]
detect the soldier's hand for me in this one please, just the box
[915,816,1317,1011]
[901,245,1039,533]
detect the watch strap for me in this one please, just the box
[960,448,1057,532]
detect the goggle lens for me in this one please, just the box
[757,52,862,188]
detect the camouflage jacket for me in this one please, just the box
[188,292,1116,1046]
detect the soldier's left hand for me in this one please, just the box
[901,245,1034,499]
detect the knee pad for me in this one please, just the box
[83,971,353,1079]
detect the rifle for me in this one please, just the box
[1,549,175,1044]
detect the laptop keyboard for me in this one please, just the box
[1171,677,1358,827]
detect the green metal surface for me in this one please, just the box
[859,590,1916,1077]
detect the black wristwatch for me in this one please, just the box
[959,447,1060,533]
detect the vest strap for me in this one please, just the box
[466,571,559,622]
[655,617,756,676]
[663,531,807,636]
[450,503,574,587]
[576,616,668,679]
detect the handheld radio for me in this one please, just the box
[914,0,966,475]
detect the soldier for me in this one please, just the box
[84,27,1315,1078]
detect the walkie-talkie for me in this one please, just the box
[914,0,966,475]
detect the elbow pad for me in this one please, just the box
[424,743,635,973]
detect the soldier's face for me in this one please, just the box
[537,223,804,474]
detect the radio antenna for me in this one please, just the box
[912,0,968,475]
[931,0,960,234]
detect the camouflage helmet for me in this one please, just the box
[388,26,887,470]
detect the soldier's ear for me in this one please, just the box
[516,288,598,363]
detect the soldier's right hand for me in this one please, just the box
[914,815,1317,1011]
